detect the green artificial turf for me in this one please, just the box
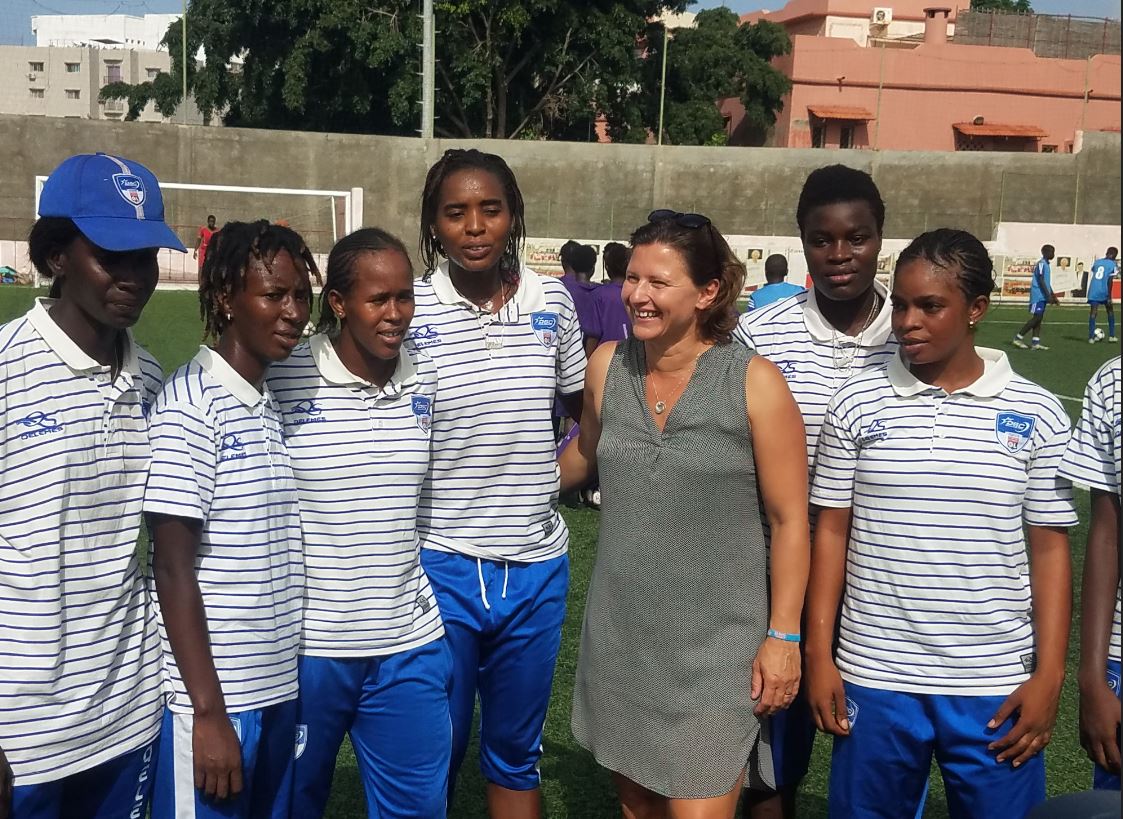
[1,287,1116,817]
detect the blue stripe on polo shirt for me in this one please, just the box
[266,337,444,657]
[811,348,1078,695]
[1059,356,1121,662]
[144,347,303,713]
[409,264,586,563]
[0,300,164,786]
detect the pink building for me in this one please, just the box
[723,1,1121,151]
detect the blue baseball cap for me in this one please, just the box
[38,152,186,253]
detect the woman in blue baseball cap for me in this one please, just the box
[0,152,183,819]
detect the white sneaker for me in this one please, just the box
[1111,336,1119,343]
[1090,338,1097,344]
[1012,338,1029,349]
[1032,343,1050,351]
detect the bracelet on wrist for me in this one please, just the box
[767,627,801,643]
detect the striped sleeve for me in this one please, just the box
[556,292,587,395]
[1023,413,1078,528]
[810,390,860,508]
[145,396,216,521]
[1059,361,1119,494]
[733,313,755,348]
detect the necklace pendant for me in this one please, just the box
[654,400,666,415]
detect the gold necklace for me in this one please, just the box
[649,353,701,415]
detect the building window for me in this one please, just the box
[65,89,81,99]
[105,63,123,83]
[29,61,44,72]
[65,62,81,73]
[1041,144,1058,153]
[840,126,855,149]
[29,88,45,98]
[812,124,826,148]
[146,67,161,79]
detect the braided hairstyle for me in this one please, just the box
[198,220,320,341]
[895,228,995,302]
[418,149,526,285]
[316,227,413,335]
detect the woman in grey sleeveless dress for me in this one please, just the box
[561,212,811,817]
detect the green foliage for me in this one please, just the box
[603,8,791,146]
[970,0,1033,12]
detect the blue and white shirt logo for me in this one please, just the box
[18,411,63,439]
[777,361,796,380]
[290,399,325,425]
[995,412,1036,454]
[219,432,248,460]
[531,312,558,348]
[411,395,432,433]
[859,419,890,445]
[845,697,859,728]
[112,173,146,207]
[408,324,442,349]
[295,724,308,759]
[1108,668,1120,694]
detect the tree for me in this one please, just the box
[969,0,1033,12]
[603,8,791,146]
[101,0,689,140]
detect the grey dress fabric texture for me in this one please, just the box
[571,337,774,798]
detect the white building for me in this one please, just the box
[31,14,181,51]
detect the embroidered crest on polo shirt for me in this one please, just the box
[995,412,1036,454]
[407,324,442,349]
[290,399,325,425]
[858,419,890,445]
[531,312,558,348]
[411,395,432,433]
[219,432,248,461]
[113,173,146,207]
[18,411,63,439]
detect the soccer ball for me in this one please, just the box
[1093,328,1106,342]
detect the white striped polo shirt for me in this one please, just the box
[267,335,444,657]
[734,282,898,472]
[1058,356,1121,662]
[409,262,587,563]
[0,299,163,785]
[811,348,1078,695]
[144,346,303,713]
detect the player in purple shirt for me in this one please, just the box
[585,242,631,356]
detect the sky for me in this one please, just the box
[1,0,1119,45]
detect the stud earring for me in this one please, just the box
[968,320,977,329]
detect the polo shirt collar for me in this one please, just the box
[804,280,892,345]
[429,261,547,316]
[27,297,141,377]
[310,332,417,395]
[888,346,1013,398]
[194,345,266,407]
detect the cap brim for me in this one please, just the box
[73,216,187,253]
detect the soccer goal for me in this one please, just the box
[33,177,364,289]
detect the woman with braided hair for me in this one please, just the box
[144,220,318,819]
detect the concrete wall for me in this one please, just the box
[0,113,1118,260]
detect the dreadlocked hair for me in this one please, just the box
[418,148,526,285]
[198,219,321,342]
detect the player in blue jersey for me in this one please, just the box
[807,229,1076,819]
[0,153,183,819]
[267,228,452,819]
[146,221,317,819]
[412,149,586,819]
[747,255,805,310]
[1086,247,1118,343]
[1013,244,1059,351]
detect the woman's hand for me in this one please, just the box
[751,637,801,716]
[805,649,850,736]
[193,711,244,801]
[986,671,1064,767]
[1079,673,1122,774]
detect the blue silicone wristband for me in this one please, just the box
[767,628,801,643]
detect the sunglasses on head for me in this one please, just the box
[648,209,712,230]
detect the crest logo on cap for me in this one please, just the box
[113,173,146,207]
[995,411,1036,454]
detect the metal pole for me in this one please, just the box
[872,43,886,149]
[657,25,669,146]
[181,0,187,124]
[421,0,435,139]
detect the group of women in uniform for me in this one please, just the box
[0,147,1117,819]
